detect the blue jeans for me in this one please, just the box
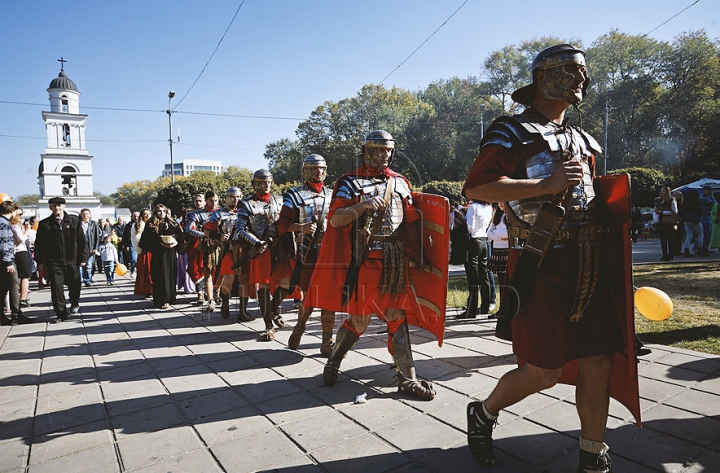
[701,216,712,252]
[683,221,703,250]
[81,254,95,284]
[124,246,137,274]
[103,261,115,283]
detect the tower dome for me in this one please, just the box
[48,70,78,92]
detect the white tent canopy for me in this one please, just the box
[672,178,720,194]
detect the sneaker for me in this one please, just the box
[70,306,80,315]
[84,282,92,287]
[488,302,497,312]
[577,448,614,473]
[19,300,30,308]
[467,401,496,467]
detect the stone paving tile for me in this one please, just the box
[128,448,223,473]
[104,390,171,419]
[0,385,37,406]
[421,443,532,473]
[192,405,274,447]
[116,425,204,471]
[374,413,465,460]
[663,387,720,417]
[159,366,227,401]
[32,370,98,397]
[255,454,322,472]
[638,375,690,402]
[210,426,305,473]
[256,390,333,426]
[639,361,709,387]
[606,420,706,472]
[100,377,167,403]
[96,360,154,383]
[39,365,96,385]
[279,409,367,452]
[523,399,582,436]
[434,368,497,398]
[0,358,41,379]
[112,403,186,440]
[491,417,577,467]
[693,373,720,396]
[177,388,247,422]
[33,401,107,437]
[0,438,29,473]
[29,420,113,465]
[683,448,720,473]
[654,352,720,374]
[641,403,720,447]
[340,396,421,431]
[204,352,260,374]
[34,383,102,416]
[235,370,304,405]
[28,444,118,473]
[310,433,408,473]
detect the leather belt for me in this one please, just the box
[507,224,578,241]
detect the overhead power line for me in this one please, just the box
[379,0,470,84]
[173,0,246,109]
[643,0,700,37]
[0,100,301,121]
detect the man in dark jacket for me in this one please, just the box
[34,197,88,321]
[79,208,101,286]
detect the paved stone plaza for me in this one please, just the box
[1,239,719,472]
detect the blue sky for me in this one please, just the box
[1,0,718,201]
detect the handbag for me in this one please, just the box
[661,214,680,226]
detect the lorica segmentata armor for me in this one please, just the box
[482,112,601,240]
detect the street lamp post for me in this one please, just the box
[479,103,486,141]
[167,91,176,185]
[603,89,613,176]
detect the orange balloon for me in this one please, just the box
[635,287,673,321]
[115,263,128,276]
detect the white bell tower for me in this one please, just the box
[38,58,101,217]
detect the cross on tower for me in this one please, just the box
[57,57,67,70]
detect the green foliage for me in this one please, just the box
[94,192,116,206]
[13,194,40,206]
[113,167,253,217]
[418,181,465,207]
[111,179,165,212]
[609,167,668,207]
[153,167,253,216]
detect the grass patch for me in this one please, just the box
[447,262,720,355]
[633,262,720,355]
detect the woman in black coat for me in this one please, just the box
[140,204,184,309]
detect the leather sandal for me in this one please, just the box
[260,327,275,342]
[397,374,436,400]
[272,313,286,329]
[288,321,305,349]
[320,339,335,357]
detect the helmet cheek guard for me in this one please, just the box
[302,154,328,183]
[252,169,273,194]
[362,130,396,169]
